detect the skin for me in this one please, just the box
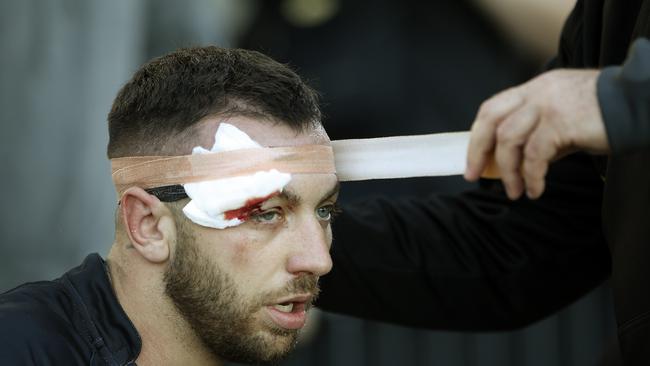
[464,69,610,200]
[107,116,338,366]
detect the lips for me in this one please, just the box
[265,294,312,330]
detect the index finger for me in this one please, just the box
[465,89,524,181]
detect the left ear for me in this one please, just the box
[119,187,176,264]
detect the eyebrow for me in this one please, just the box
[277,181,340,206]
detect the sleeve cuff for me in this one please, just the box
[596,39,650,155]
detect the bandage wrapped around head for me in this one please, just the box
[110,124,499,230]
[111,123,337,229]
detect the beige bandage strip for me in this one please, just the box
[111,131,499,197]
[111,145,336,197]
[332,131,499,181]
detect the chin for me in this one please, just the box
[215,327,299,364]
[255,328,300,362]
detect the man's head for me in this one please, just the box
[107,47,337,364]
[107,46,321,158]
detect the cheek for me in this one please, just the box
[225,233,290,297]
[227,230,278,270]
[230,236,256,268]
[194,226,288,291]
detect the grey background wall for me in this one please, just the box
[0,1,617,365]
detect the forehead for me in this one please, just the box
[196,115,337,204]
[195,115,330,150]
[278,174,339,206]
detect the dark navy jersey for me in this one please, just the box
[0,254,141,365]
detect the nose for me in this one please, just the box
[285,216,333,277]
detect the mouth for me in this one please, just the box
[264,294,313,330]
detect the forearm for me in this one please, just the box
[318,153,610,330]
[598,38,650,154]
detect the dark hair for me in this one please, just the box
[107,46,321,158]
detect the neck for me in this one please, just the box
[107,245,222,366]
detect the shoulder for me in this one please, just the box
[0,281,91,365]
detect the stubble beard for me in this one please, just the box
[163,231,319,364]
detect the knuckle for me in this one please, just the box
[524,141,540,158]
[477,100,496,120]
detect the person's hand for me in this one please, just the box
[464,69,610,200]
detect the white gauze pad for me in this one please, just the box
[182,123,291,229]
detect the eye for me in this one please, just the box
[252,209,283,224]
[316,204,339,221]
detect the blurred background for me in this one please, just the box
[0,0,619,365]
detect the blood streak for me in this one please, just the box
[223,192,280,221]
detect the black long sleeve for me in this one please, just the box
[317,0,650,334]
[316,2,650,363]
[598,38,650,155]
[318,153,610,331]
